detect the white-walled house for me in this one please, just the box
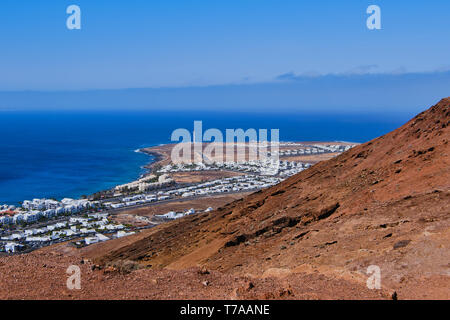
[5,242,23,253]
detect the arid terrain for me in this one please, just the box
[1,98,449,300]
[112,193,252,226]
[142,141,351,171]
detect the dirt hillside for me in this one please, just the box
[82,98,450,299]
[1,98,448,300]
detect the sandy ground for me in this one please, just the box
[112,192,251,226]
[281,152,341,164]
[0,242,390,300]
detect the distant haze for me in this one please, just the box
[1,1,450,95]
[1,71,449,115]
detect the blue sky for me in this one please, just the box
[1,0,449,90]
[0,1,449,113]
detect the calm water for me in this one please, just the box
[0,110,410,205]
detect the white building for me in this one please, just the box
[5,242,23,253]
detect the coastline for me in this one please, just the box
[0,140,358,255]
[1,141,354,206]
[84,146,167,199]
[82,145,173,200]
[140,144,174,174]
[142,150,164,173]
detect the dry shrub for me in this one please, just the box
[105,259,141,274]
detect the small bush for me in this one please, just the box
[105,259,141,274]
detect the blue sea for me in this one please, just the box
[0,110,412,205]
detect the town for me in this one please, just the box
[0,208,136,253]
[0,142,357,254]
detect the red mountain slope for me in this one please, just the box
[83,98,450,299]
[1,98,448,300]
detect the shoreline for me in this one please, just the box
[1,140,355,206]
[105,140,356,194]
[141,150,165,174]
[83,146,165,200]
[139,144,175,175]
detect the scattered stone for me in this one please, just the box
[198,266,210,275]
[103,266,117,274]
[278,287,294,297]
[393,240,411,249]
[245,281,255,291]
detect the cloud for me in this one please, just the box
[434,65,450,72]
[346,64,379,74]
[1,70,450,114]
[276,72,298,81]
[276,71,321,81]
[274,65,420,81]
[390,66,408,74]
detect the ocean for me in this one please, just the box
[0,110,411,205]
